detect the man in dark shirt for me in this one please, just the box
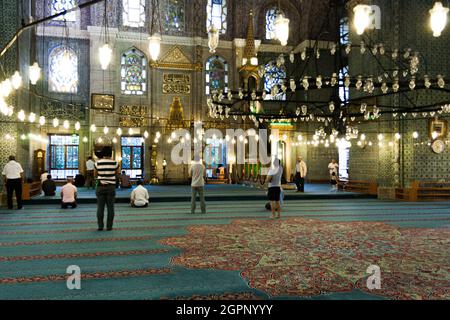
[42,175,56,196]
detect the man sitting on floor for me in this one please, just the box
[130,180,149,208]
[61,177,78,209]
[42,174,56,196]
[120,171,132,189]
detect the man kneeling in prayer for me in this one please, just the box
[130,180,149,208]
[61,177,78,209]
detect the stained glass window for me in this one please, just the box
[205,56,228,95]
[49,135,79,180]
[207,0,227,34]
[266,8,281,40]
[339,66,349,102]
[48,45,78,93]
[120,48,147,95]
[264,61,286,100]
[51,0,77,21]
[340,17,350,45]
[164,0,185,32]
[122,0,145,27]
[121,137,144,178]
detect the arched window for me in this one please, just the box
[264,61,286,100]
[49,45,78,93]
[207,0,227,34]
[205,56,228,95]
[265,7,282,40]
[121,48,147,95]
[164,0,185,32]
[51,0,77,22]
[122,0,145,27]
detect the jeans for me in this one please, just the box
[295,173,305,192]
[191,186,206,214]
[96,184,116,229]
[6,179,22,209]
[85,170,94,189]
[61,202,77,209]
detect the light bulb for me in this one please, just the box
[83,136,88,143]
[90,124,96,132]
[430,2,449,37]
[116,127,122,136]
[1,79,12,97]
[412,132,419,139]
[128,128,134,135]
[395,133,401,140]
[98,43,113,70]
[102,126,109,134]
[29,62,41,85]
[11,71,22,90]
[39,116,46,126]
[112,137,118,144]
[378,134,384,141]
[53,118,59,127]
[75,121,81,131]
[28,112,36,123]
[144,130,149,138]
[18,110,25,121]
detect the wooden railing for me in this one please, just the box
[22,182,42,200]
[396,181,450,201]
[338,180,378,195]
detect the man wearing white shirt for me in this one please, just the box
[294,156,307,192]
[130,180,149,208]
[328,159,339,178]
[2,155,24,210]
[190,156,206,214]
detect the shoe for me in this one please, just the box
[106,228,113,231]
[97,228,103,231]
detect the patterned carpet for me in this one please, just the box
[0,196,449,300]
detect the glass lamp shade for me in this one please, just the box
[63,120,70,129]
[29,62,41,85]
[430,2,449,37]
[39,116,46,126]
[0,79,12,98]
[208,25,219,53]
[11,71,22,90]
[274,13,290,46]
[353,4,372,35]
[98,43,113,70]
[148,33,161,61]
[75,121,81,131]
[53,118,59,128]
[250,57,259,66]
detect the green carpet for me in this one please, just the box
[0,198,448,299]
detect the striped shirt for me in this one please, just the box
[95,159,119,185]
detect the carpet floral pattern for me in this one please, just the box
[160,218,450,300]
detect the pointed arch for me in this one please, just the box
[120,48,148,95]
[205,55,228,95]
[48,45,79,93]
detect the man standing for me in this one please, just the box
[130,180,149,208]
[2,156,24,210]
[328,159,339,190]
[85,156,95,189]
[190,156,206,214]
[61,177,78,209]
[94,147,119,231]
[294,156,307,192]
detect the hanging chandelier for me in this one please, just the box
[98,0,112,70]
[148,0,162,61]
